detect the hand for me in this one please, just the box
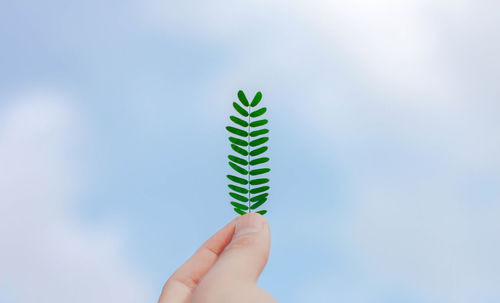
[158,213,277,303]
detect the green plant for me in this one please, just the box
[226,90,270,215]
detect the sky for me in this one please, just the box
[1,0,499,302]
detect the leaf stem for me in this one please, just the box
[248,105,251,213]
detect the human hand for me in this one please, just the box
[158,213,277,303]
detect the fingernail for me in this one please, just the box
[234,214,265,238]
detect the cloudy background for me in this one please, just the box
[1,0,499,302]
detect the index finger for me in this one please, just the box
[158,216,239,303]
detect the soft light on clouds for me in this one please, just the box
[1,0,499,302]
[0,92,153,302]
[137,0,500,301]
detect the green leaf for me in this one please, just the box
[228,155,248,166]
[231,201,249,210]
[229,162,248,175]
[229,137,248,146]
[250,198,267,209]
[234,208,247,215]
[250,107,267,118]
[250,92,262,107]
[230,116,248,127]
[250,146,268,156]
[231,144,248,156]
[226,126,248,137]
[250,193,268,202]
[249,137,269,147]
[250,186,269,194]
[230,192,248,202]
[237,90,249,106]
[228,90,270,215]
[250,129,269,137]
[228,184,248,194]
[249,157,269,165]
[250,168,270,175]
[233,102,249,117]
[249,178,269,185]
[227,174,248,185]
[249,119,268,127]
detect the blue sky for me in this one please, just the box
[1,0,499,302]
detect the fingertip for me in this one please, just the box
[202,213,271,283]
[234,213,269,239]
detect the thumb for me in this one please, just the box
[206,213,270,283]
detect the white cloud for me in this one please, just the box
[138,1,500,302]
[131,0,500,301]
[344,181,500,302]
[0,92,153,302]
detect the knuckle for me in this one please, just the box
[169,274,197,291]
[227,234,259,251]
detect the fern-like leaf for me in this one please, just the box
[227,175,248,185]
[227,90,270,215]
[234,208,247,215]
[250,193,268,202]
[249,119,268,127]
[230,192,249,202]
[231,201,249,210]
[228,184,249,194]
[249,157,269,165]
[233,102,249,117]
[229,137,248,147]
[229,162,248,175]
[250,186,269,194]
[249,168,270,175]
[237,90,250,106]
[250,198,267,209]
[250,92,262,107]
[228,155,248,166]
[250,129,269,137]
[249,137,269,147]
[249,178,269,185]
[231,144,248,156]
[226,126,248,137]
[249,146,268,156]
[230,116,249,127]
[250,107,267,118]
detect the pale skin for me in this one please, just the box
[158,213,277,303]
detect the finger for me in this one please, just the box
[158,217,238,303]
[203,213,270,284]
